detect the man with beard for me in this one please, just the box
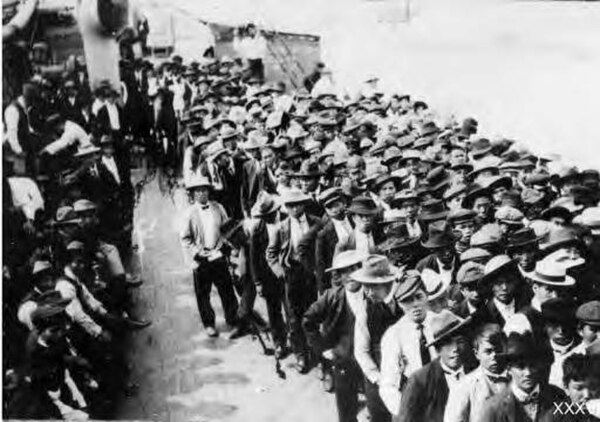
[379,271,437,416]
[480,333,565,422]
[444,324,509,422]
[397,310,474,422]
[315,187,354,293]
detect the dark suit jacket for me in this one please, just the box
[302,285,355,362]
[93,104,125,138]
[266,213,322,273]
[315,220,338,294]
[58,97,87,130]
[480,384,566,422]
[240,159,276,217]
[397,358,449,422]
[249,219,278,287]
[481,294,530,328]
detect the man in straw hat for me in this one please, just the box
[181,175,240,338]
[351,254,403,422]
[397,310,474,422]
[266,189,322,373]
[303,250,365,420]
[249,191,286,356]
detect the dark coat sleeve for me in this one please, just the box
[302,290,332,355]
[315,226,333,294]
[397,370,425,422]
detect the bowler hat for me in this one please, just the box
[576,301,600,326]
[421,220,457,249]
[251,191,280,217]
[427,310,471,347]
[350,255,400,284]
[541,298,576,326]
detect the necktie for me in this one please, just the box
[201,205,209,210]
[416,323,431,365]
[487,374,509,384]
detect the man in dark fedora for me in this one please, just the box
[249,192,287,356]
[181,175,240,338]
[480,333,566,422]
[336,196,384,256]
[351,255,403,422]
[506,227,541,279]
[416,220,459,287]
[315,187,354,293]
[303,250,365,422]
[377,224,421,270]
[267,189,322,372]
[294,160,324,217]
[397,309,474,422]
[479,255,529,329]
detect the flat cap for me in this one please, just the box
[457,262,485,285]
[576,301,600,326]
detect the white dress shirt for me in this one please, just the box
[197,202,219,250]
[406,219,422,238]
[102,155,121,184]
[441,360,466,391]
[548,340,576,389]
[493,298,516,322]
[43,121,91,155]
[355,228,375,255]
[511,383,540,421]
[332,217,353,243]
[105,103,120,130]
[379,311,437,415]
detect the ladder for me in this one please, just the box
[265,31,306,88]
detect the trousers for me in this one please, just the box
[334,360,362,422]
[283,261,316,355]
[365,377,392,422]
[192,258,239,328]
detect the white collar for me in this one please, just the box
[440,360,464,378]
[493,297,515,311]
[511,382,540,403]
[550,339,574,355]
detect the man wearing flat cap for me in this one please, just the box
[572,300,600,355]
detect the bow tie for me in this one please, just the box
[521,391,539,405]
[487,374,509,383]
[200,205,209,210]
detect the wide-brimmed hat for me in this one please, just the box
[219,126,240,140]
[463,183,491,208]
[251,191,280,217]
[540,226,582,254]
[575,207,600,236]
[193,136,212,148]
[468,158,501,181]
[294,161,322,178]
[73,199,96,213]
[382,146,403,166]
[283,146,306,161]
[372,174,402,191]
[470,138,493,158]
[540,206,572,223]
[451,161,474,173]
[457,261,485,285]
[186,175,213,190]
[325,250,366,273]
[377,224,419,252]
[391,189,419,208]
[482,175,513,192]
[427,310,471,347]
[419,199,449,223]
[205,142,230,161]
[448,208,477,225]
[481,255,518,284]
[342,116,363,134]
[55,206,82,225]
[421,268,451,301]
[527,256,576,287]
[318,187,346,207]
[398,149,422,164]
[74,143,101,158]
[426,166,453,192]
[506,227,540,249]
[348,196,379,216]
[421,220,457,249]
[443,183,468,202]
[280,189,311,205]
[350,255,400,284]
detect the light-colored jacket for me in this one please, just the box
[180,201,228,263]
[444,366,509,422]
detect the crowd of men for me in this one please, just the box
[3,40,600,422]
[3,56,154,419]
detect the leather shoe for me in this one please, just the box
[228,325,250,340]
[322,370,335,393]
[206,326,219,338]
[126,318,152,330]
[295,354,309,374]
